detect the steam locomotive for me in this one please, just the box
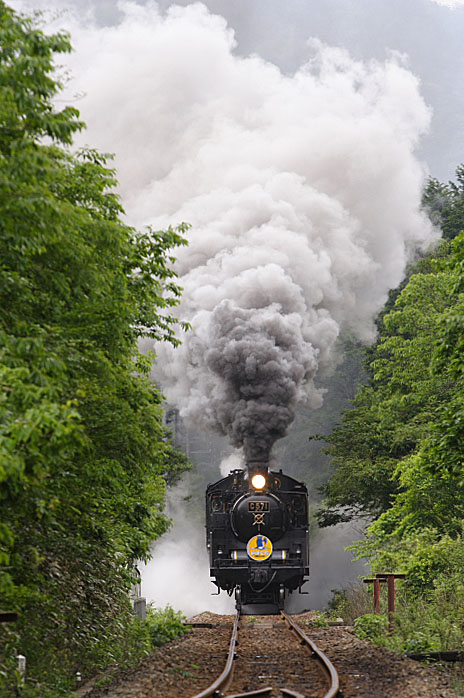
[205,461,309,612]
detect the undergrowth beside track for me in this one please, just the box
[328,581,464,694]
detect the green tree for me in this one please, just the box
[0,3,190,691]
[318,167,464,653]
[321,167,464,593]
[346,232,464,538]
[319,246,454,525]
[423,165,464,241]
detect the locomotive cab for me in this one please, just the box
[206,466,309,613]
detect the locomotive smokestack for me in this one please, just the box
[246,459,269,477]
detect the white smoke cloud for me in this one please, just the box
[429,0,464,7]
[286,520,369,613]
[219,452,244,478]
[140,483,234,616]
[21,0,437,460]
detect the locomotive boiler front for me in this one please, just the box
[231,492,286,542]
[205,464,309,612]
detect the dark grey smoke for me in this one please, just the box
[205,301,317,461]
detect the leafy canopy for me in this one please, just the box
[0,2,190,691]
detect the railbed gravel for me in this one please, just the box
[78,611,462,698]
[296,611,461,697]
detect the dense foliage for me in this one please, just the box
[321,166,464,659]
[319,245,456,524]
[0,3,189,694]
[145,604,190,647]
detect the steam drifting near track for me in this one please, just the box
[50,2,438,459]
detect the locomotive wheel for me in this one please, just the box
[235,586,242,611]
[278,585,285,608]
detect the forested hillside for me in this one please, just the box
[321,168,464,653]
[0,3,189,693]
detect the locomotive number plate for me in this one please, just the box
[248,501,269,513]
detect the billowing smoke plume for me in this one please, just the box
[22,1,438,459]
[203,302,321,461]
[146,24,436,460]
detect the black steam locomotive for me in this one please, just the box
[205,461,309,612]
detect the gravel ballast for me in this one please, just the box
[77,611,462,698]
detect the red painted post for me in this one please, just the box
[387,574,395,629]
[373,578,380,613]
[364,574,405,620]
[375,573,405,632]
[362,578,381,613]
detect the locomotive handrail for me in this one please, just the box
[281,612,340,698]
[190,610,240,698]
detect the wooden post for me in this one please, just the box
[362,578,380,613]
[373,578,380,613]
[376,573,406,632]
[387,575,395,625]
[363,574,405,625]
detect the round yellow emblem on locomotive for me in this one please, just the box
[246,535,273,561]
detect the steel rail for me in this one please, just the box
[190,610,340,698]
[281,611,341,698]
[226,689,272,697]
[190,610,241,698]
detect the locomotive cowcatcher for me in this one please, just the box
[206,461,309,612]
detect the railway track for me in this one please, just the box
[191,611,341,698]
[76,609,461,696]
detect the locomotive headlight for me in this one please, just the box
[251,474,266,490]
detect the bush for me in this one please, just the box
[338,571,464,657]
[309,611,329,627]
[145,605,190,647]
[353,613,389,644]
